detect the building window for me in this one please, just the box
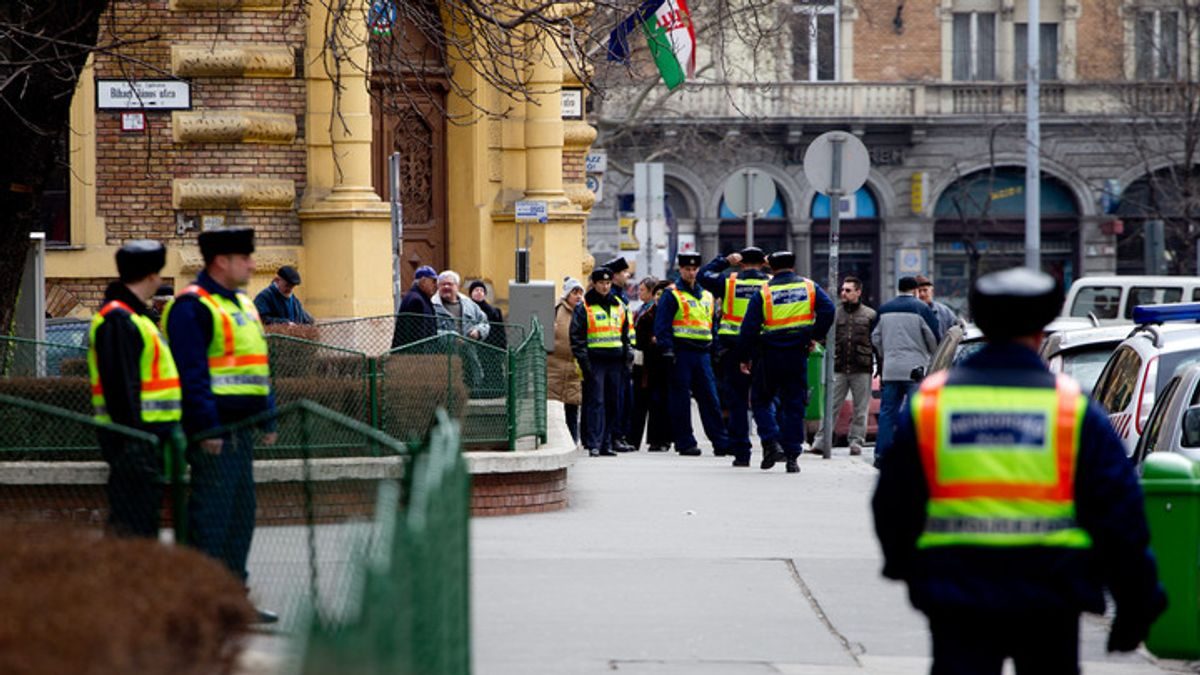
[792,0,838,82]
[1015,23,1059,80]
[1136,10,1181,80]
[39,127,70,246]
[952,11,996,81]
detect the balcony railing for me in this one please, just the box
[595,81,1196,121]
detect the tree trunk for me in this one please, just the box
[0,0,111,334]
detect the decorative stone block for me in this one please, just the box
[173,110,297,144]
[170,0,284,10]
[171,44,294,78]
[173,178,296,210]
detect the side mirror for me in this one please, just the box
[1182,407,1200,448]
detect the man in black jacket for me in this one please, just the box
[87,240,181,538]
[873,268,1166,672]
[570,268,630,457]
[253,265,313,325]
[392,265,438,349]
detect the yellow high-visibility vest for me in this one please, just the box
[718,273,768,336]
[761,280,816,333]
[163,284,271,397]
[88,300,182,424]
[585,301,625,350]
[672,287,715,344]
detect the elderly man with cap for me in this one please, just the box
[699,246,771,466]
[254,265,313,326]
[571,267,630,457]
[872,276,941,467]
[654,252,731,457]
[392,265,439,349]
[873,267,1166,672]
[163,227,278,623]
[914,275,958,337]
[88,240,181,538]
[738,251,835,473]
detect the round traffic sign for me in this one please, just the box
[803,131,870,196]
[723,170,776,216]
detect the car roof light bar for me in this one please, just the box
[1133,303,1200,326]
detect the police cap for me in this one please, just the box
[115,240,167,282]
[767,250,796,271]
[739,246,766,265]
[676,252,702,268]
[970,267,1063,340]
[198,227,255,261]
[591,268,613,283]
[602,256,629,274]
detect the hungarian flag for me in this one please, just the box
[607,0,696,90]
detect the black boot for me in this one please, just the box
[785,452,800,474]
[760,440,784,470]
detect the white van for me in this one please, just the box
[1063,276,1200,324]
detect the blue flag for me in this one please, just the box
[606,0,666,63]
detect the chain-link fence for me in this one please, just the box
[509,319,548,448]
[268,334,373,427]
[0,337,91,415]
[299,410,470,675]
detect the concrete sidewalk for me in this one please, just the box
[472,434,1189,674]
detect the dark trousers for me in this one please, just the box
[99,431,163,539]
[717,346,753,457]
[751,349,808,455]
[187,428,257,582]
[669,348,729,451]
[583,360,623,451]
[615,374,634,442]
[877,380,918,464]
[928,611,1080,675]
[630,365,671,449]
[563,403,580,444]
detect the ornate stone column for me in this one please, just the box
[298,0,393,318]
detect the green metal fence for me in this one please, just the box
[509,320,548,447]
[0,337,90,415]
[268,334,374,427]
[298,410,470,675]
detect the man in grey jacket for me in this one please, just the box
[871,276,940,467]
[432,270,490,389]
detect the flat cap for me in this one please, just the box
[898,276,919,292]
[198,227,255,260]
[739,246,766,265]
[153,284,175,299]
[970,267,1063,340]
[277,265,301,285]
[603,256,629,274]
[914,275,933,287]
[414,265,437,280]
[676,252,702,267]
[767,250,795,271]
[116,240,166,282]
[591,268,613,282]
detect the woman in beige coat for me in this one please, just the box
[548,277,585,444]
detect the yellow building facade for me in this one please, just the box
[45,0,593,319]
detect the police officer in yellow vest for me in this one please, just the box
[570,267,631,457]
[873,268,1166,673]
[653,252,731,456]
[738,251,835,473]
[163,227,278,623]
[699,246,771,466]
[88,240,181,538]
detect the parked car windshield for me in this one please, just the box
[1123,287,1183,319]
[1060,346,1117,395]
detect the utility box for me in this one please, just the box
[1142,452,1200,659]
[508,280,555,352]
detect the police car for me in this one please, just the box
[1132,362,1200,466]
[1090,304,1200,457]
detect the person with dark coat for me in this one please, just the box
[88,240,181,538]
[468,280,508,397]
[253,265,313,325]
[699,246,771,466]
[603,256,637,452]
[737,251,835,473]
[629,278,672,452]
[391,265,438,349]
[163,227,278,624]
[468,280,507,351]
[570,268,630,457]
[812,275,876,456]
[873,267,1167,673]
[654,252,730,457]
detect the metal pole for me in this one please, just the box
[1025,0,1041,270]
[821,139,844,460]
[745,169,756,247]
[389,152,404,314]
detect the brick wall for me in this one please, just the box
[1076,0,1125,80]
[95,1,307,247]
[854,0,942,81]
[470,469,568,516]
[46,278,111,316]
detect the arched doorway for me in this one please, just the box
[370,3,448,289]
[809,187,881,308]
[718,183,789,254]
[1116,166,1200,275]
[934,167,1080,313]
